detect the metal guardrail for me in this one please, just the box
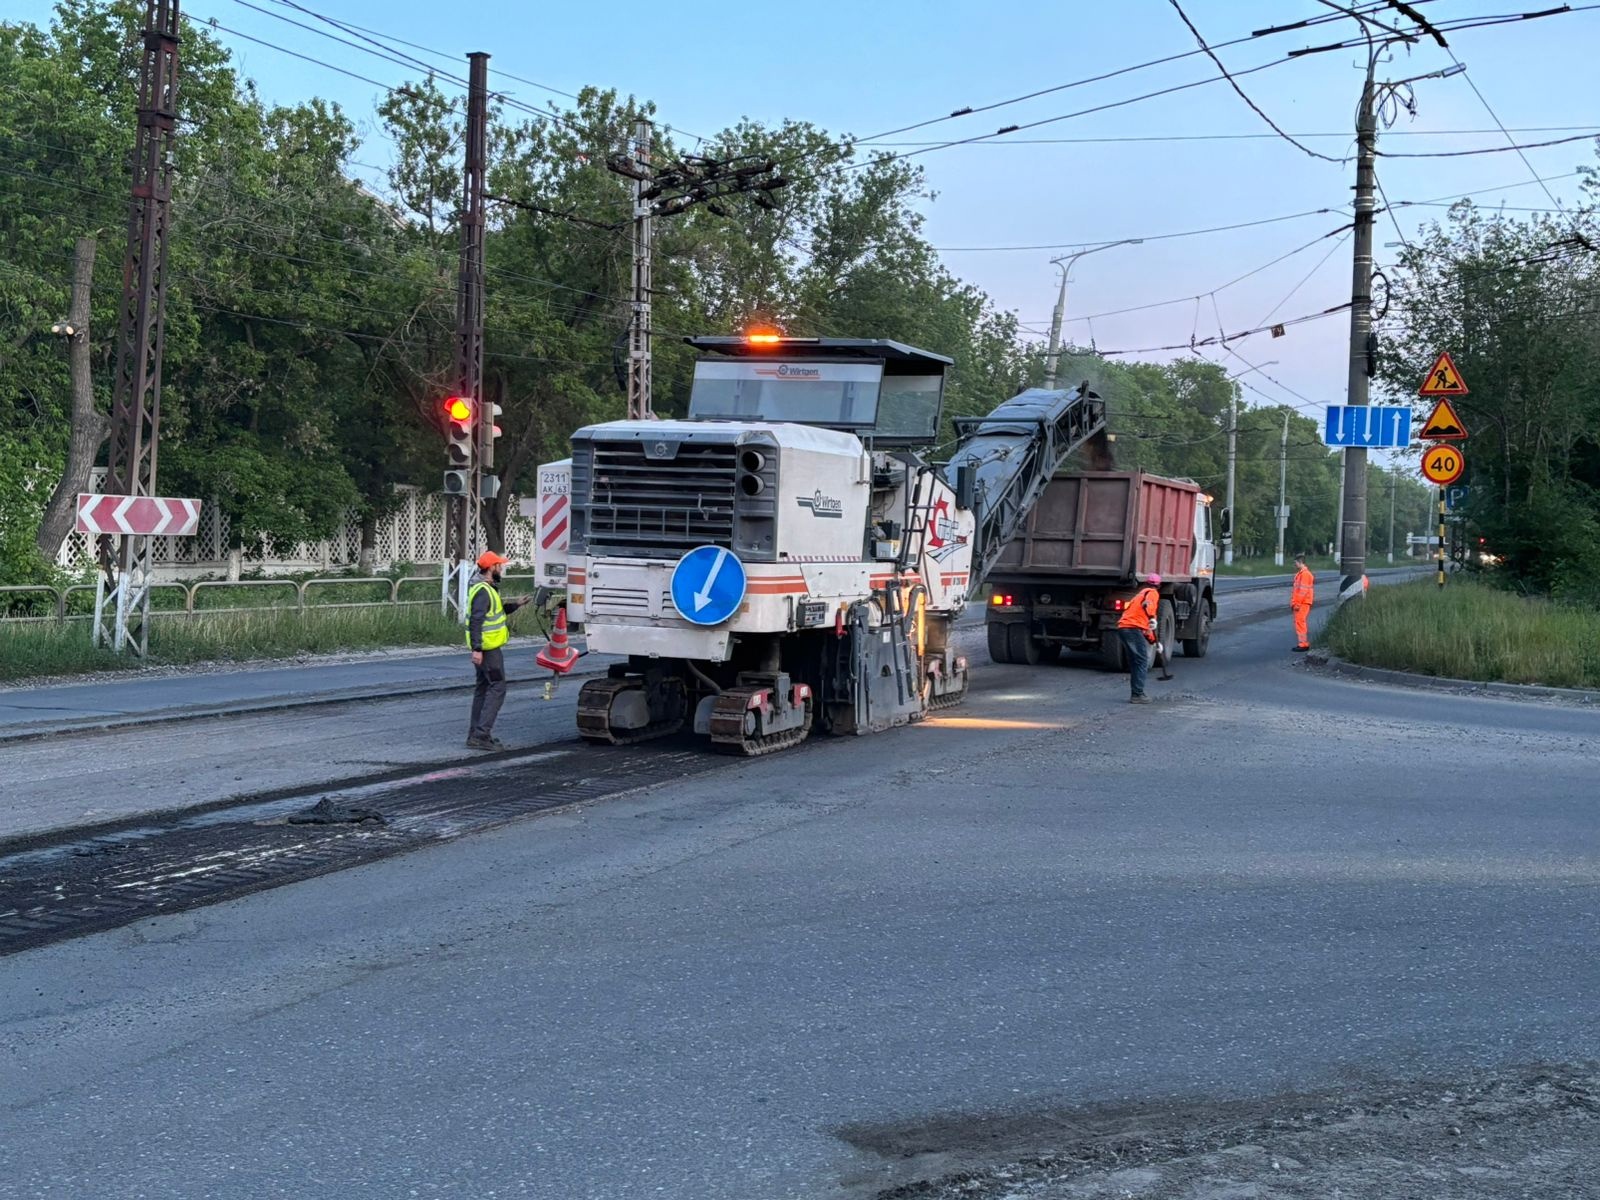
[0,574,544,625]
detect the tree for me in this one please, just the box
[1377,163,1600,599]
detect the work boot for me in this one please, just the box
[1292,645,1310,653]
[1129,694,1152,704]
[465,735,500,750]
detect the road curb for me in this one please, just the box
[1305,651,1600,705]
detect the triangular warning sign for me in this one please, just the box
[1418,351,1468,397]
[1420,397,1468,441]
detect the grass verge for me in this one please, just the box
[1321,579,1600,689]
[0,602,552,684]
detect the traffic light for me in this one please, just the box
[443,395,473,496]
[483,400,503,469]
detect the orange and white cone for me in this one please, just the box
[536,605,579,675]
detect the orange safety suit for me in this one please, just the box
[1291,564,1315,649]
[1118,585,1160,641]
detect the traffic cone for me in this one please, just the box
[536,605,579,675]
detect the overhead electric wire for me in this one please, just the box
[938,169,1590,256]
[851,0,1417,145]
[860,124,1600,147]
[1443,50,1568,209]
[1166,0,1345,163]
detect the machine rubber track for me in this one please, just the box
[927,677,969,711]
[576,677,685,746]
[708,686,814,757]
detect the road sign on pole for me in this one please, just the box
[1444,484,1470,513]
[1418,351,1469,397]
[1323,405,1412,448]
[670,546,747,626]
[76,494,201,536]
[1419,397,1469,440]
[1420,444,1465,487]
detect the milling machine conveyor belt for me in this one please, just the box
[946,382,1107,591]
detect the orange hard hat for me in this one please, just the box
[476,551,509,570]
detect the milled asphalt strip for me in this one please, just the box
[0,650,613,746]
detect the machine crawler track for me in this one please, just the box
[576,677,686,746]
[708,686,814,757]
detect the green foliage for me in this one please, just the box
[0,604,465,682]
[1377,163,1600,597]
[1324,579,1600,689]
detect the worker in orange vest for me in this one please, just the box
[1290,552,1315,652]
[1116,573,1162,703]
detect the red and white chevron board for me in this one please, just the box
[75,494,202,536]
[539,491,569,552]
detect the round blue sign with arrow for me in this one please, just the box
[670,545,746,626]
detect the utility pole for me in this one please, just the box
[608,132,786,420]
[1336,46,1379,602]
[1043,239,1142,389]
[443,50,489,620]
[626,117,653,420]
[1275,410,1289,567]
[1224,389,1236,566]
[97,0,180,656]
[1387,467,1397,563]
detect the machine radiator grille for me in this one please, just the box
[583,441,737,556]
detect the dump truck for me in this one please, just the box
[984,471,1218,669]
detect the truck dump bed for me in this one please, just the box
[988,471,1200,582]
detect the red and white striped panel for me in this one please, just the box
[539,491,570,552]
[76,494,202,536]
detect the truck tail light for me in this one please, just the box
[1112,599,1125,612]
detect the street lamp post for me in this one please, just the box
[1043,238,1143,389]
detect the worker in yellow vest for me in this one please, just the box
[466,551,530,750]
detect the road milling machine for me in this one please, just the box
[535,334,1107,755]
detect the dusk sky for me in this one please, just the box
[16,0,1599,462]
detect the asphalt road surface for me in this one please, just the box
[7,567,1592,1199]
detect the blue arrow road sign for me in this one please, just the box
[670,545,747,626]
[1323,405,1412,448]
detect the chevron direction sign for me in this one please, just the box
[76,493,202,536]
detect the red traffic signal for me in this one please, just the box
[445,396,473,425]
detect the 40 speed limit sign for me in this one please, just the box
[1420,443,1466,486]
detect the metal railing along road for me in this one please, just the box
[0,575,541,624]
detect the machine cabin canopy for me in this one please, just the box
[684,336,953,448]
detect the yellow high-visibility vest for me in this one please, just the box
[466,581,508,650]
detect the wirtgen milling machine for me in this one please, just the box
[541,334,1107,755]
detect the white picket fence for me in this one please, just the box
[55,470,539,580]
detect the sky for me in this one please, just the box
[14,0,1600,469]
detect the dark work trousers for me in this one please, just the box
[1118,628,1152,697]
[469,647,507,739]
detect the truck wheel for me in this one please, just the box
[1008,622,1043,666]
[987,622,1013,664]
[1097,634,1125,672]
[1182,600,1211,658]
[1157,600,1177,664]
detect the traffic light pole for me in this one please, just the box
[97,0,180,656]
[443,50,489,619]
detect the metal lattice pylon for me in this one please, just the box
[96,0,181,655]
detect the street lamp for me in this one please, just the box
[1219,360,1278,567]
[1043,238,1143,389]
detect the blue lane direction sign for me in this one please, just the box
[1323,405,1412,448]
[670,545,747,626]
